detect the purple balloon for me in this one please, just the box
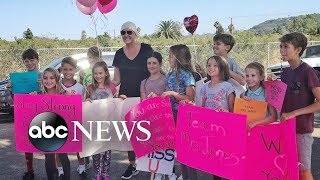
[76,0,97,15]
[97,0,117,14]
[77,0,97,7]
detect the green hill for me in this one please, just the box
[250,13,320,34]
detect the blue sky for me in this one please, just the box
[1,0,319,40]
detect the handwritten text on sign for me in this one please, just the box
[264,81,287,111]
[234,98,267,123]
[136,149,175,175]
[176,104,247,179]
[14,94,82,153]
[125,96,176,158]
[246,119,298,180]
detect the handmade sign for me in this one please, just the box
[10,71,40,94]
[233,98,267,123]
[79,97,140,157]
[246,119,298,180]
[136,149,175,175]
[14,94,82,153]
[125,96,175,158]
[176,104,247,179]
[264,81,287,111]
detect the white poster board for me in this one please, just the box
[79,97,140,157]
[136,149,175,175]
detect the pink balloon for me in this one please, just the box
[97,0,117,14]
[98,0,112,6]
[76,0,97,15]
[77,0,97,7]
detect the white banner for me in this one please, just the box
[79,97,140,157]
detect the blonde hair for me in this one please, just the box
[87,46,102,59]
[245,62,265,86]
[41,68,65,94]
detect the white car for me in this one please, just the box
[267,44,320,79]
[43,51,116,80]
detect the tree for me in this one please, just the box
[214,21,224,34]
[156,20,182,40]
[286,15,319,35]
[81,30,87,40]
[96,32,111,47]
[23,28,33,39]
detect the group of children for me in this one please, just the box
[12,31,320,180]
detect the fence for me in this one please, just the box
[1,41,320,80]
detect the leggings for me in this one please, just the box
[25,153,33,172]
[45,153,70,180]
[93,150,111,177]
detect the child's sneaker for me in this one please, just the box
[177,174,183,180]
[154,173,163,180]
[21,171,34,180]
[168,173,177,180]
[121,164,139,179]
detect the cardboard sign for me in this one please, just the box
[125,96,176,158]
[234,98,268,123]
[246,119,298,180]
[264,81,287,111]
[176,104,247,179]
[79,97,140,157]
[14,94,82,153]
[136,149,175,175]
[10,71,40,94]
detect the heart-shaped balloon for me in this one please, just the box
[183,15,198,34]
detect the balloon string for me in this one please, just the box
[90,14,99,46]
[192,35,198,62]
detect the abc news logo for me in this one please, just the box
[28,112,68,152]
[28,112,151,152]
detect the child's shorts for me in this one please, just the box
[296,133,313,170]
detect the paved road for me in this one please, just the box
[1,114,320,180]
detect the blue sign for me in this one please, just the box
[10,71,40,94]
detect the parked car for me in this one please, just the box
[267,44,320,79]
[0,51,116,117]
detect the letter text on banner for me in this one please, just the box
[264,81,287,111]
[246,119,298,180]
[14,94,82,153]
[125,96,176,158]
[233,98,267,123]
[176,103,247,179]
[136,149,175,175]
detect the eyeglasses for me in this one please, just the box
[120,30,133,35]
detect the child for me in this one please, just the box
[241,62,277,129]
[195,34,245,98]
[31,67,70,180]
[140,52,175,180]
[57,57,86,179]
[140,51,166,101]
[86,61,116,180]
[279,32,320,180]
[9,48,41,180]
[201,55,235,112]
[199,55,235,179]
[79,46,102,87]
[162,44,196,180]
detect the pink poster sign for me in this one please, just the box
[176,103,247,179]
[264,80,287,111]
[14,94,82,153]
[125,96,176,158]
[246,119,298,180]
